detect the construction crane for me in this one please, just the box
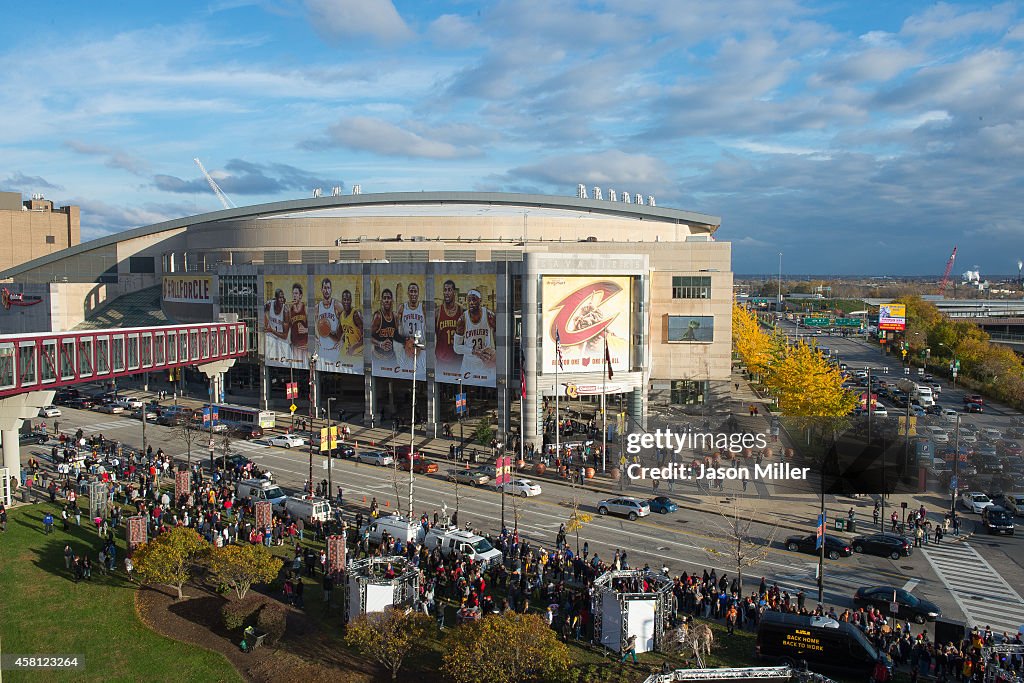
[938,245,958,296]
[193,158,236,210]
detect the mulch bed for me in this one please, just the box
[135,584,379,682]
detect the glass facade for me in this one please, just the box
[671,379,707,405]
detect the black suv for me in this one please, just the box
[851,533,912,559]
[853,586,940,624]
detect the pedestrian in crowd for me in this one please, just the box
[0,502,7,532]
[64,543,74,569]
[124,556,135,581]
[322,574,333,606]
[43,511,54,535]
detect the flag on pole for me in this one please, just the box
[555,329,564,370]
[604,335,614,380]
[519,344,527,400]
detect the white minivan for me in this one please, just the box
[277,496,332,523]
[235,478,288,507]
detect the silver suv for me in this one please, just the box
[597,497,650,521]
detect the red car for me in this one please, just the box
[398,455,439,474]
[963,394,985,405]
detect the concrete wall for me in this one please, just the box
[0,196,80,273]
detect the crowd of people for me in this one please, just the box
[12,419,1024,683]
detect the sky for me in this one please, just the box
[2,1,1023,277]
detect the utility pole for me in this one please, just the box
[951,415,960,533]
[309,352,318,497]
[327,396,334,501]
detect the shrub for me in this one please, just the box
[257,603,287,645]
[221,596,262,631]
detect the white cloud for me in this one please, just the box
[309,116,475,159]
[305,0,413,45]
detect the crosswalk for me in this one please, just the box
[231,440,270,454]
[80,419,137,433]
[922,541,1024,636]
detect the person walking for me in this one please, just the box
[43,512,54,535]
[934,525,944,545]
[620,634,638,664]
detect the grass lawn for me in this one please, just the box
[0,501,241,683]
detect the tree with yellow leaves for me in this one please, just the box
[442,612,573,683]
[346,607,435,681]
[565,486,593,556]
[732,303,780,380]
[133,526,208,600]
[766,341,857,420]
[207,543,282,601]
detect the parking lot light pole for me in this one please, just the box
[309,352,318,497]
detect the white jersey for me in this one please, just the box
[396,301,426,372]
[317,299,341,363]
[460,307,494,380]
[265,301,288,362]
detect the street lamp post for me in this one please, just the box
[309,352,318,497]
[326,396,334,500]
[408,332,424,520]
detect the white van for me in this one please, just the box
[425,527,503,567]
[277,496,332,523]
[359,515,425,546]
[235,478,288,507]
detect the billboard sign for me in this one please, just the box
[162,275,212,304]
[433,274,497,388]
[263,276,309,369]
[370,275,426,380]
[667,315,714,342]
[312,274,364,375]
[878,303,906,331]
[541,276,631,374]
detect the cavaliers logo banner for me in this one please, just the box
[433,275,497,388]
[263,276,310,369]
[370,275,426,381]
[541,276,631,374]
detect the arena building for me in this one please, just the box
[0,190,732,447]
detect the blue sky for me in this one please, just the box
[2,0,1023,276]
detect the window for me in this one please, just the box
[667,315,714,342]
[671,380,708,405]
[45,235,56,244]
[671,276,711,299]
[129,256,155,273]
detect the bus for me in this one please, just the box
[213,403,276,429]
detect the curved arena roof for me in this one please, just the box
[1,191,721,280]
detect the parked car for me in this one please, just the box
[784,534,852,560]
[449,468,490,486]
[223,453,253,470]
[964,403,984,413]
[851,533,912,559]
[597,497,651,520]
[19,432,48,445]
[113,397,144,410]
[65,397,95,410]
[503,479,542,497]
[853,586,941,624]
[355,450,394,467]
[268,434,306,448]
[95,402,125,414]
[910,405,926,417]
[941,409,958,422]
[647,496,679,514]
[38,405,62,418]
[53,389,80,405]
[925,404,943,416]
[959,491,994,513]
[989,492,1023,516]
[997,441,1022,458]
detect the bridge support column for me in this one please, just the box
[0,390,56,484]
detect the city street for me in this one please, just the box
[23,385,1024,636]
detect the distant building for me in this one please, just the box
[0,192,80,274]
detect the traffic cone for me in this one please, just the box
[362,496,366,504]
[385,500,390,507]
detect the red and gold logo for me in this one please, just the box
[548,280,624,348]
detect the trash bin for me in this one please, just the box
[834,519,847,531]
[20,488,30,503]
[847,519,856,533]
